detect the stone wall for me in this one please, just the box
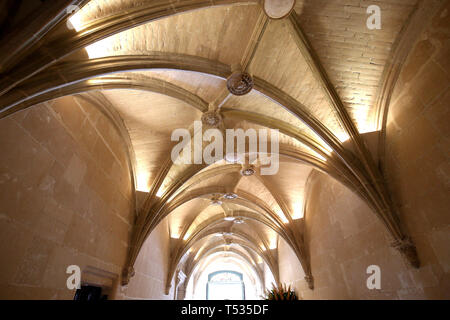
[278,238,306,296]
[0,95,135,299]
[383,0,449,299]
[278,1,449,300]
[280,169,448,299]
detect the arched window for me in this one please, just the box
[206,270,245,300]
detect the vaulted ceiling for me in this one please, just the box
[0,0,424,293]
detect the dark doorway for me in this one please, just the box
[74,285,108,301]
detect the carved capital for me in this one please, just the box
[391,237,420,268]
[121,266,135,286]
[304,274,314,290]
[227,71,254,96]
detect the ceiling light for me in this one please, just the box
[224,216,235,221]
[240,164,255,177]
[234,218,245,224]
[223,193,238,200]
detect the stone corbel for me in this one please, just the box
[165,283,172,296]
[304,274,314,290]
[391,237,420,268]
[121,266,135,286]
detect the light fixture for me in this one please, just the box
[223,193,238,200]
[224,216,235,221]
[234,218,245,224]
[240,164,255,176]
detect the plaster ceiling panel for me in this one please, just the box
[262,161,313,219]
[185,172,242,194]
[233,220,277,249]
[235,175,287,223]
[221,201,258,215]
[133,70,226,103]
[294,0,419,132]
[80,4,262,67]
[223,90,313,131]
[230,120,315,153]
[183,207,230,240]
[103,89,200,135]
[166,163,242,202]
[249,18,348,141]
[102,89,202,191]
[168,197,211,239]
[231,221,268,243]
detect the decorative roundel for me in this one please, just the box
[263,0,296,20]
[226,71,254,96]
[201,110,222,127]
[240,164,256,177]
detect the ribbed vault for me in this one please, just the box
[0,0,427,297]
